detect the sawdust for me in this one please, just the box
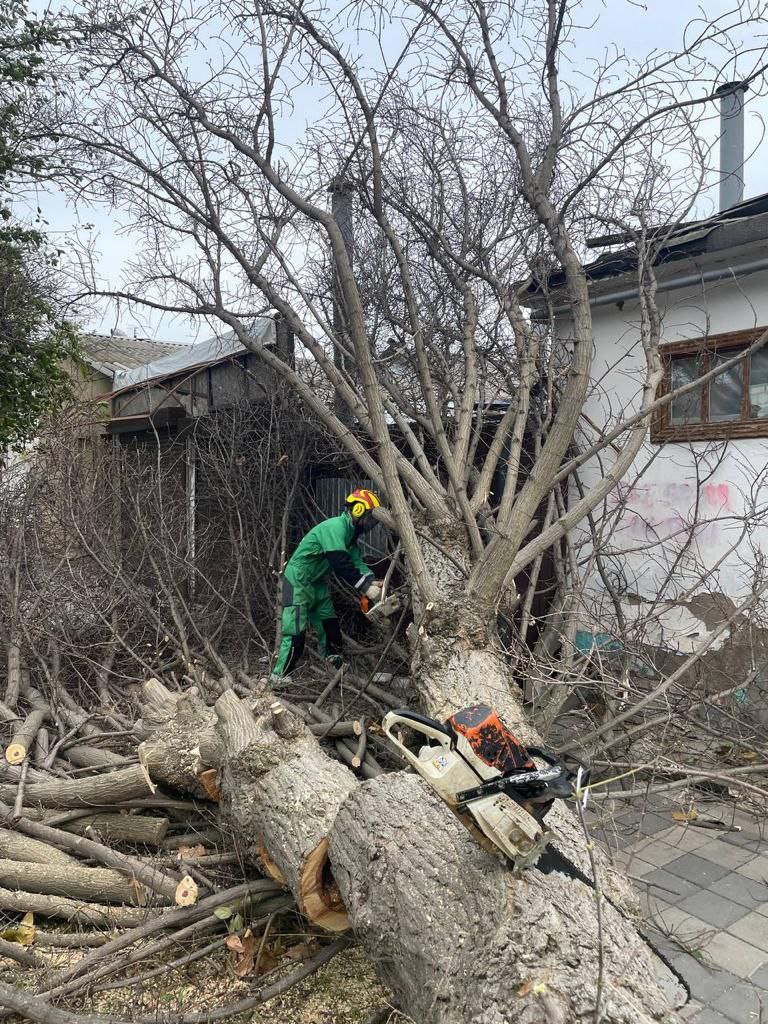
[247,946,390,1023]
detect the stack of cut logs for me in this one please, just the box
[0,664,403,1024]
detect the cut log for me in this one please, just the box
[34,726,51,765]
[0,886,150,927]
[58,813,169,846]
[137,680,221,797]
[174,875,199,906]
[5,640,22,709]
[0,826,79,866]
[0,859,148,905]
[0,803,191,906]
[62,744,126,769]
[307,719,363,738]
[308,706,382,778]
[0,757,46,786]
[214,690,355,932]
[0,764,152,808]
[5,691,48,765]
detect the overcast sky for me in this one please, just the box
[34,0,768,342]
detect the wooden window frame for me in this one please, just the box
[651,326,768,443]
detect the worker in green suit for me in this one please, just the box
[272,488,384,677]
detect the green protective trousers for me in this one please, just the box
[272,573,343,676]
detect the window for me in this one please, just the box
[651,327,768,442]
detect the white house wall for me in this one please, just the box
[565,267,768,652]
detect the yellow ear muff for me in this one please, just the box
[350,501,366,519]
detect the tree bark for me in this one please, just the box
[331,771,672,1024]
[215,689,355,931]
[410,533,640,915]
[0,764,152,808]
[5,695,48,765]
[0,859,146,905]
[0,803,193,905]
[58,814,169,846]
[137,683,221,797]
[0,886,152,927]
[137,674,683,1022]
[0,827,79,866]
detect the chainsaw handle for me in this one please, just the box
[386,709,451,737]
[382,710,453,770]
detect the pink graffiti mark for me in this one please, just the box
[702,482,731,510]
[607,481,695,514]
[607,479,729,547]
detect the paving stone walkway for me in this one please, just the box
[593,799,768,1023]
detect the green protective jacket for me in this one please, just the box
[282,512,375,609]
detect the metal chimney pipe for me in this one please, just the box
[716,81,748,211]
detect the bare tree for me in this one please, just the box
[21,1,768,1020]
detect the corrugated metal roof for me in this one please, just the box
[525,191,768,301]
[111,319,276,392]
[80,334,191,375]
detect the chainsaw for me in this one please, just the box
[359,584,404,624]
[382,704,584,870]
[383,704,690,1008]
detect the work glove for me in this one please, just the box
[365,581,383,602]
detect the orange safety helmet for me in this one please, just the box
[345,487,381,520]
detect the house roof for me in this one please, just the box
[111,317,276,392]
[524,191,768,306]
[80,334,191,376]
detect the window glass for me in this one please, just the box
[750,349,768,418]
[670,356,703,424]
[709,350,743,422]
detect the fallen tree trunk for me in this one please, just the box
[215,690,355,931]
[0,764,152,808]
[137,677,682,1023]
